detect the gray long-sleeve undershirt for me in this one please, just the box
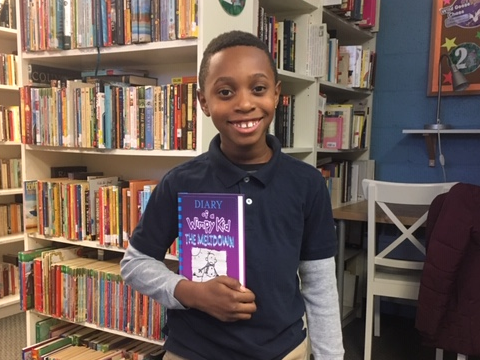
[120,245,344,359]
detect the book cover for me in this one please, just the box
[326,104,354,149]
[50,166,87,178]
[177,193,246,285]
[27,64,81,86]
[23,180,38,233]
[321,116,343,149]
[80,68,149,78]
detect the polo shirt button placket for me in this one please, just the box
[243,177,250,183]
[246,198,253,205]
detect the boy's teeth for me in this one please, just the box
[236,121,257,128]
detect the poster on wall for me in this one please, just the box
[429,0,480,96]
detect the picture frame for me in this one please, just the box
[428,0,480,96]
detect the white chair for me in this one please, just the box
[362,179,457,360]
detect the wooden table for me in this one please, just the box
[332,201,429,319]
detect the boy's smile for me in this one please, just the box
[198,45,281,164]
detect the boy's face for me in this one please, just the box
[198,45,281,157]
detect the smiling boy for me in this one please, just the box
[120,30,344,360]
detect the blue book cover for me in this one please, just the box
[178,193,246,285]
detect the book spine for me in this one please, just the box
[144,85,154,150]
[137,86,146,149]
[138,0,151,42]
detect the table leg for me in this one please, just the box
[336,219,346,319]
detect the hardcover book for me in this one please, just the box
[177,193,246,285]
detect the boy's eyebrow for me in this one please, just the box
[213,73,269,86]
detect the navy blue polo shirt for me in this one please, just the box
[130,134,337,360]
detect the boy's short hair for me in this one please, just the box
[198,30,279,90]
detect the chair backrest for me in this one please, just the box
[362,179,457,271]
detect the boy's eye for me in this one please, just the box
[218,89,233,97]
[253,85,267,93]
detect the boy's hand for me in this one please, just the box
[174,276,256,322]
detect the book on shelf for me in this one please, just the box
[321,115,343,150]
[80,68,149,78]
[35,317,61,342]
[27,64,82,86]
[358,0,377,28]
[84,74,158,86]
[325,104,354,150]
[50,166,88,178]
[18,246,54,311]
[339,45,363,88]
[178,192,246,285]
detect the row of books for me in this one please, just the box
[0,157,22,189]
[271,94,295,148]
[0,254,18,298]
[25,319,164,359]
[325,0,377,29]
[20,79,198,151]
[335,44,376,89]
[20,0,198,52]
[0,0,15,29]
[0,105,21,143]
[318,103,367,150]
[318,159,375,208]
[24,173,159,248]
[18,246,170,342]
[0,202,22,237]
[257,8,297,73]
[0,53,17,86]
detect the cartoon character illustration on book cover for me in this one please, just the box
[191,248,227,282]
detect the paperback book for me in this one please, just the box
[177,193,245,285]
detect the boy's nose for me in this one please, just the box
[235,90,255,112]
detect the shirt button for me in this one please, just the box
[243,177,250,183]
[246,198,253,205]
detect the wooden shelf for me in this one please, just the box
[27,234,178,260]
[0,84,20,91]
[22,40,198,68]
[0,233,24,245]
[322,8,374,45]
[0,188,23,196]
[0,141,22,146]
[403,128,480,166]
[30,310,165,346]
[320,80,372,100]
[0,294,22,319]
[0,26,17,41]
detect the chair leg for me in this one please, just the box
[436,348,443,360]
[374,296,381,337]
[364,293,375,360]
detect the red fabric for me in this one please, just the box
[415,183,480,355]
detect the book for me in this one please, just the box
[321,116,343,149]
[18,246,54,311]
[177,193,246,285]
[80,68,149,78]
[84,74,158,86]
[27,64,81,86]
[50,166,87,178]
[35,317,61,342]
[24,179,38,233]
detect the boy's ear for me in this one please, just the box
[274,81,282,108]
[197,88,211,117]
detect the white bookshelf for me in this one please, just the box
[0,24,23,319]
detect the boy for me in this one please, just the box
[120,30,344,360]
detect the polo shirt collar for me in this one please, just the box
[209,134,281,188]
